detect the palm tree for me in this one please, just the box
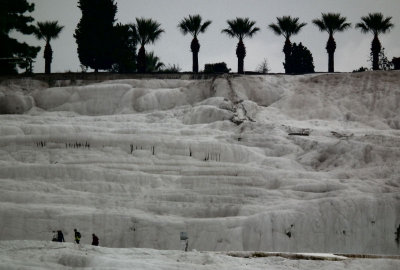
[145,51,165,72]
[178,15,212,73]
[132,18,164,73]
[312,13,351,72]
[222,17,260,74]
[268,16,306,73]
[34,21,64,74]
[356,13,394,70]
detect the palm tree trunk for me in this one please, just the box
[238,57,244,74]
[328,53,334,73]
[326,34,336,73]
[94,58,98,73]
[371,34,381,71]
[283,38,292,74]
[138,45,146,73]
[236,39,246,74]
[192,52,199,73]
[191,37,200,73]
[44,42,53,74]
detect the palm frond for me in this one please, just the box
[356,13,394,35]
[222,17,259,40]
[221,28,235,38]
[178,15,211,37]
[128,23,138,40]
[355,22,369,33]
[200,20,212,33]
[268,24,282,36]
[381,17,394,33]
[313,13,351,35]
[247,27,260,38]
[269,16,306,39]
[145,51,164,72]
[294,22,307,34]
[135,17,164,46]
[35,21,64,42]
[312,19,326,32]
[178,20,190,36]
[338,22,351,32]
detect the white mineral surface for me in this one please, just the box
[0,71,399,269]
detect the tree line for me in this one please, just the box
[0,0,396,75]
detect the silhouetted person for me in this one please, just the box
[52,231,57,242]
[92,234,99,246]
[74,229,81,244]
[57,230,65,242]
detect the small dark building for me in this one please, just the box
[392,57,400,70]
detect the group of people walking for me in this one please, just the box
[52,228,99,246]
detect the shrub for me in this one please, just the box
[392,57,400,70]
[204,62,230,73]
[161,64,181,73]
[369,47,393,70]
[352,66,369,73]
[284,42,315,74]
[256,58,270,74]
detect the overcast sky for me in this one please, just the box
[12,0,400,73]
